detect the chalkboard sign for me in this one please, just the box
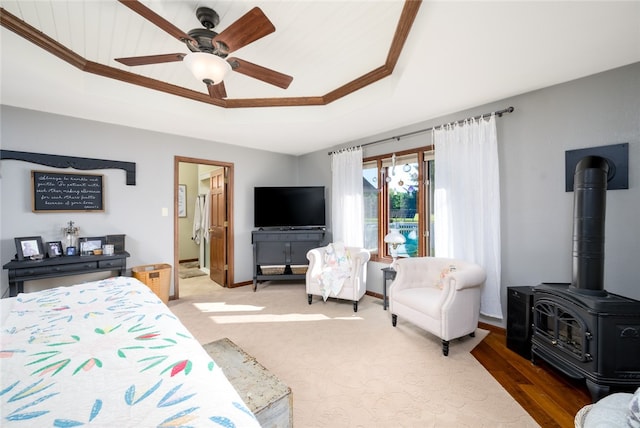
[32,171,104,212]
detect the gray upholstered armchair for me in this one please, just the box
[389,257,486,356]
[306,243,370,312]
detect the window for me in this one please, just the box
[363,146,434,262]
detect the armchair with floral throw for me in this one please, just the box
[389,256,486,356]
[306,243,370,312]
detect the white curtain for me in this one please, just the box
[331,147,364,247]
[433,114,503,319]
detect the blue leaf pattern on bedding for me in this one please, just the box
[1,277,260,427]
[52,419,83,427]
[209,416,235,428]
[233,401,256,418]
[157,384,196,407]
[1,379,59,422]
[90,399,102,421]
[125,379,163,405]
[158,406,199,426]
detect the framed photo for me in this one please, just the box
[178,184,187,217]
[79,236,105,256]
[46,241,63,258]
[15,236,45,260]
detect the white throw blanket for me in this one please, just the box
[192,194,210,244]
[317,243,352,300]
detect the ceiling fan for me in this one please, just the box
[115,0,293,99]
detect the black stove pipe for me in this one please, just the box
[570,155,609,296]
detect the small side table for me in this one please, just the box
[381,267,397,310]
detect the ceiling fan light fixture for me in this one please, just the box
[183,52,231,85]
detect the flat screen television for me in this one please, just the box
[254,186,326,229]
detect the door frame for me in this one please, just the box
[173,156,234,299]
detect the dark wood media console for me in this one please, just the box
[252,229,325,291]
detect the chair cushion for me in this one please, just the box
[393,287,441,318]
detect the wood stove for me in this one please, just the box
[531,156,640,402]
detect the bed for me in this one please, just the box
[0,276,260,427]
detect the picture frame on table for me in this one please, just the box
[46,241,63,258]
[79,236,105,256]
[15,236,45,261]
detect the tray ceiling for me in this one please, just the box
[2,1,639,155]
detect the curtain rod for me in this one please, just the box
[328,106,514,155]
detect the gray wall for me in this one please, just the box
[300,62,640,326]
[2,62,638,327]
[0,108,298,297]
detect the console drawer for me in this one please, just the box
[14,261,99,277]
[98,259,125,269]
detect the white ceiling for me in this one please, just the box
[1,1,639,155]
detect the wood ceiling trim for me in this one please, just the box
[83,62,227,107]
[386,0,422,68]
[0,1,422,109]
[324,65,393,104]
[0,7,86,70]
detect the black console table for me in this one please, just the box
[3,252,130,297]
[252,229,325,291]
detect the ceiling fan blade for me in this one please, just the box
[115,53,186,66]
[118,0,194,44]
[229,57,293,89]
[212,7,275,54]
[207,81,227,99]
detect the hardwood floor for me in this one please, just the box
[472,323,592,428]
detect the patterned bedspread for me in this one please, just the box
[0,276,259,427]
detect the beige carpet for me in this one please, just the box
[169,276,539,427]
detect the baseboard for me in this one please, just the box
[366,290,383,300]
[479,321,505,335]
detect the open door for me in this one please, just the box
[209,168,227,286]
[174,156,234,299]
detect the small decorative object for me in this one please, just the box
[66,246,77,256]
[46,241,63,258]
[15,236,45,261]
[103,244,115,256]
[105,234,125,254]
[79,237,105,256]
[62,221,79,252]
[384,227,406,269]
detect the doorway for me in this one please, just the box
[173,156,234,300]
